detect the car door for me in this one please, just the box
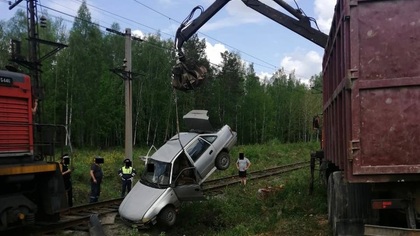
[172,167,205,201]
[185,137,216,178]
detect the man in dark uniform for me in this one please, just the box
[118,158,136,197]
[89,156,104,203]
[60,154,73,207]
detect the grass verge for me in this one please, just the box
[68,141,330,235]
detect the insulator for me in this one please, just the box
[40,15,47,28]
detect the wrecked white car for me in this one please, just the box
[118,110,237,228]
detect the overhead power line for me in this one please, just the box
[131,0,279,70]
[2,0,308,76]
[52,0,281,71]
[9,3,168,53]
[67,0,173,37]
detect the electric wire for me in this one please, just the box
[132,1,316,80]
[68,0,174,37]
[132,0,279,70]
[41,1,280,72]
[36,1,279,72]
[2,0,312,80]
[37,4,170,52]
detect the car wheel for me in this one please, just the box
[215,152,230,170]
[158,206,176,227]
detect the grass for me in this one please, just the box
[167,168,329,236]
[66,141,330,235]
[64,148,148,204]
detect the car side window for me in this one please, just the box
[186,138,210,162]
[201,135,217,144]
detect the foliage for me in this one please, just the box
[66,142,328,235]
[0,2,323,149]
[162,142,328,236]
[209,141,319,178]
[64,147,147,204]
[4,2,327,235]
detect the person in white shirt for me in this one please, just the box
[236,153,251,185]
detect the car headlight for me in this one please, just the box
[142,217,150,223]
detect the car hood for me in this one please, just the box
[118,181,166,221]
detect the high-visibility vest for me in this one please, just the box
[121,166,133,174]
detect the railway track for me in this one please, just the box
[15,161,420,236]
[202,160,310,192]
[5,198,123,235]
[56,198,122,230]
[6,161,308,235]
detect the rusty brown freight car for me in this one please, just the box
[317,0,420,235]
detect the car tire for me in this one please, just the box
[158,206,176,227]
[215,152,230,170]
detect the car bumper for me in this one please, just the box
[120,215,157,229]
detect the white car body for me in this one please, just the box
[119,110,237,228]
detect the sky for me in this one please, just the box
[1,0,336,84]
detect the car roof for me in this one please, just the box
[150,132,199,163]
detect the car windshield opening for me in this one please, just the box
[140,159,171,188]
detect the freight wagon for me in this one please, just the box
[312,0,420,234]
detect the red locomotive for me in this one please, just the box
[0,69,66,230]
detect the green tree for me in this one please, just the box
[239,64,269,144]
[66,0,104,147]
[36,13,69,125]
[132,34,174,146]
[308,72,323,141]
[97,22,125,147]
[0,2,323,148]
[1,10,29,70]
[0,20,10,69]
[212,51,244,127]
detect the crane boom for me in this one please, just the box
[242,0,328,48]
[172,0,328,91]
[175,1,231,51]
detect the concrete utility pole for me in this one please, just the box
[124,28,133,162]
[107,27,143,163]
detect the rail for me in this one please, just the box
[5,198,123,235]
[202,161,309,192]
[5,161,308,234]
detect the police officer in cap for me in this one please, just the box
[118,158,136,197]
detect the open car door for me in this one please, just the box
[172,167,205,201]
